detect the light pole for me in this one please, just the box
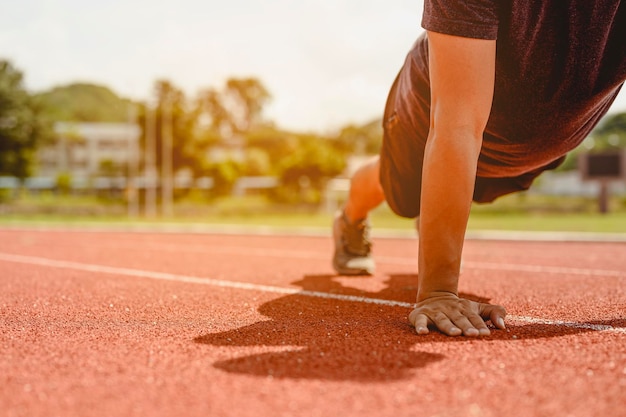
[161,94,174,218]
[144,101,157,218]
[127,104,139,217]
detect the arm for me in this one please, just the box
[409,31,506,336]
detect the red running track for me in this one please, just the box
[0,227,624,417]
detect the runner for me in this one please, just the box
[333,0,626,336]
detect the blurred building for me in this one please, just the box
[37,122,141,188]
[536,170,626,196]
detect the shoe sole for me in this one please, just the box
[332,254,374,276]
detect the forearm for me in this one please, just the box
[416,31,495,302]
[411,136,507,336]
[407,31,505,336]
[417,129,480,301]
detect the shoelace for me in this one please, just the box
[342,217,371,256]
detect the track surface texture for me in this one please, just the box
[0,228,624,417]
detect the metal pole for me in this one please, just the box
[599,181,609,214]
[127,104,139,217]
[144,102,157,218]
[161,95,174,218]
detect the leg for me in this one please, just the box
[344,156,386,222]
[332,157,384,276]
[333,37,429,275]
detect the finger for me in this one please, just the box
[468,303,491,336]
[466,312,491,336]
[432,312,462,337]
[448,315,480,337]
[460,314,491,337]
[492,311,507,330]
[409,310,430,335]
[480,303,507,329]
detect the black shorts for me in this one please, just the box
[378,46,565,219]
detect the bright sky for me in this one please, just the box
[1,0,625,132]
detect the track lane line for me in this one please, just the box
[0,252,624,335]
[16,237,626,280]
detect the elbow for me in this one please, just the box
[427,123,484,160]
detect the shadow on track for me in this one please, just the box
[194,274,607,381]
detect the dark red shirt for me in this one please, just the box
[419,0,626,177]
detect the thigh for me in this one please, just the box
[379,82,430,218]
[379,39,434,218]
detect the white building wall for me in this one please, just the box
[532,171,626,196]
[37,122,141,180]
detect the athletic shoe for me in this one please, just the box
[332,210,375,275]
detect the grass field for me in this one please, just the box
[1,192,626,235]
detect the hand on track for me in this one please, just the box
[408,292,506,337]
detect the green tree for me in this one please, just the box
[98,158,123,177]
[332,118,383,156]
[197,88,231,132]
[36,82,132,122]
[225,78,271,133]
[203,159,243,198]
[55,172,72,195]
[244,126,299,171]
[242,147,271,176]
[0,60,52,180]
[189,89,231,177]
[274,134,346,205]
[138,80,205,178]
[197,77,271,135]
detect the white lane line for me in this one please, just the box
[463,261,626,279]
[506,316,624,333]
[1,252,624,335]
[125,243,626,280]
[48,239,626,280]
[376,255,626,278]
[0,252,409,306]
